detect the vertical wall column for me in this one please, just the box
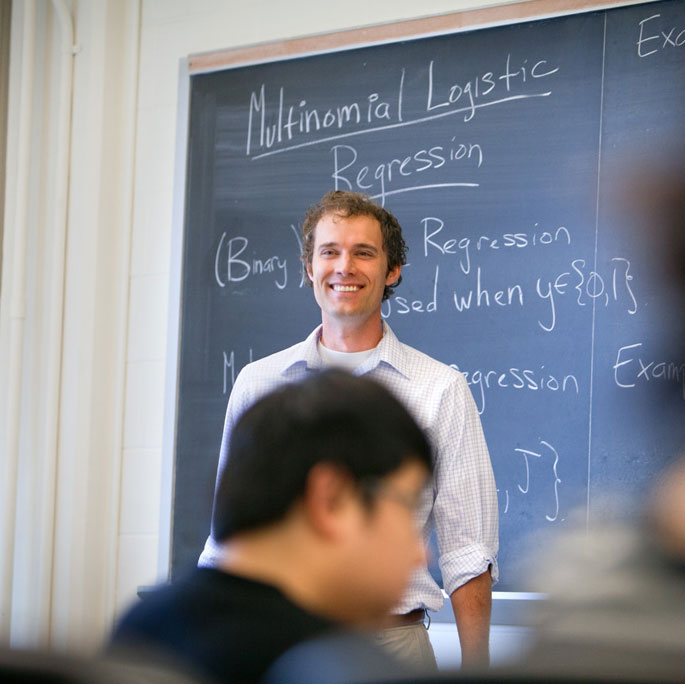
[0,0,140,651]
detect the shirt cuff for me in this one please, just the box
[197,536,221,568]
[439,543,499,595]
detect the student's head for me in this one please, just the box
[301,191,407,302]
[212,370,432,620]
[213,369,431,537]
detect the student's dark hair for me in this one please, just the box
[212,370,432,541]
[301,190,407,301]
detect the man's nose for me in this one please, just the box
[335,252,354,274]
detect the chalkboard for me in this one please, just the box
[171,0,685,591]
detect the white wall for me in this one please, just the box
[0,0,530,653]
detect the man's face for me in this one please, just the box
[306,213,401,326]
[340,460,428,623]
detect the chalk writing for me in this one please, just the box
[500,488,510,514]
[448,256,637,327]
[427,54,559,121]
[637,13,685,58]
[423,217,571,275]
[613,342,685,398]
[223,348,253,393]
[289,224,307,288]
[215,233,287,290]
[534,257,637,331]
[451,362,579,415]
[246,53,559,159]
[331,139,482,205]
[452,266,524,313]
[246,73,404,155]
[381,266,439,317]
[499,439,562,522]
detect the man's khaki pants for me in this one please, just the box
[375,622,439,673]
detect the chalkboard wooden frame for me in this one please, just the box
[160,0,683,610]
[188,0,649,73]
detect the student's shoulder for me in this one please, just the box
[111,583,175,641]
[113,570,225,634]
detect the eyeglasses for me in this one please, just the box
[360,477,423,515]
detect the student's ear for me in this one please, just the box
[302,463,357,540]
[306,260,314,282]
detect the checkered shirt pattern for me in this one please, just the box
[198,322,499,613]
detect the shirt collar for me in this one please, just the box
[281,320,411,380]
[280,325,325,376]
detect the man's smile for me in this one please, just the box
[331,284,362,292]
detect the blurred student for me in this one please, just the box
[110,370,433,684]
[517,171,685,683]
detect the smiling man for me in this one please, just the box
[199,190,499,671]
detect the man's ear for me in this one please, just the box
[302,463,357,540]
[306,260,314,282]
[386,263,401,286]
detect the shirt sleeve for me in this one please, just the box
[197,369,254,568]
[431,373,499,594]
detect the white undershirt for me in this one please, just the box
[317,341,375,372]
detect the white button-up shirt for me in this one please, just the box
[199,322,499,613]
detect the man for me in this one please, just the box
[199,190,499,669]
[111,370,432,683]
